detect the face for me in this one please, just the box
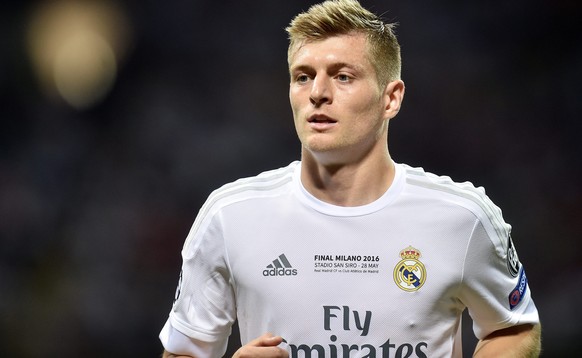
[288,32,401,165]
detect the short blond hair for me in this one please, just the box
[286,0,401,86]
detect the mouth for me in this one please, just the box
[308,114,337,124]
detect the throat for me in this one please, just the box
[301,159,395,207]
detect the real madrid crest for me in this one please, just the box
[506,235,520,277]
[393,246,426,292]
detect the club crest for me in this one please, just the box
[506,236,520,277]
[393,246,427,292]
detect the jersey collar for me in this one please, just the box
[293,161,404,216]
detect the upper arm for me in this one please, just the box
[459,220,539,339]
[159,208,235,355]
[162,350,195,358]
[159,315,231,358]
[474,323,541,357]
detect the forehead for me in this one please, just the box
[289,33,372,70]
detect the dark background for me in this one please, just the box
[1,0,580,356]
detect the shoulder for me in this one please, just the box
[200,161,298,215]
[183,162,298,249]
[209,161,298,202]
[400,164,510,248]
[401,164,489,203]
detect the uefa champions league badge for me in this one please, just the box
[393,246,427,292]
[508,267,528,310]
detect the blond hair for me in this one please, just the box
[286,0,401,86]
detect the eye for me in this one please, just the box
[296,74,310,84]
[336,74,352,82]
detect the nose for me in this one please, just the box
[309,76,331,106]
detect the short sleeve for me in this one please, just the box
[459,220,539,339]
[159,206,236,355]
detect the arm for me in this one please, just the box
[473,323,541,358]
[162,333,287,358]
[162,351,193,358]
[232,333,288,358]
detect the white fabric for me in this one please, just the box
[160,319,228,358]
[159,161,540,357]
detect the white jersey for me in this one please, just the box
[160,161,539,357]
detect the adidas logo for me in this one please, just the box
[263,254,298,277]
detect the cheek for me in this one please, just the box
[343,97,380,122]
[289,102,303,134]
[289,88,300,113]
[356,92,385,118]
[289,103,301,126]
[289,90,307,121]
[349,99,386,133]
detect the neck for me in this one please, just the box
[300,148,395,207]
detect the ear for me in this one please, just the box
[383,80,405,120]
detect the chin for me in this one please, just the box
[303,144,347,165]
[303,140,337,154]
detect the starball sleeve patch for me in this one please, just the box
[393,246,427,292]
[508,267,528,310]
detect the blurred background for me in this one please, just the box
[0,0,580,356]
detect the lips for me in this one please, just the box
[307,114,337,130]
[308,114,336,123]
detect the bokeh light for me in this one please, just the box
[26,0,131,109]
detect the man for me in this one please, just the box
[160,0,541,357]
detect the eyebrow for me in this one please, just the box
[290,62,364,75]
